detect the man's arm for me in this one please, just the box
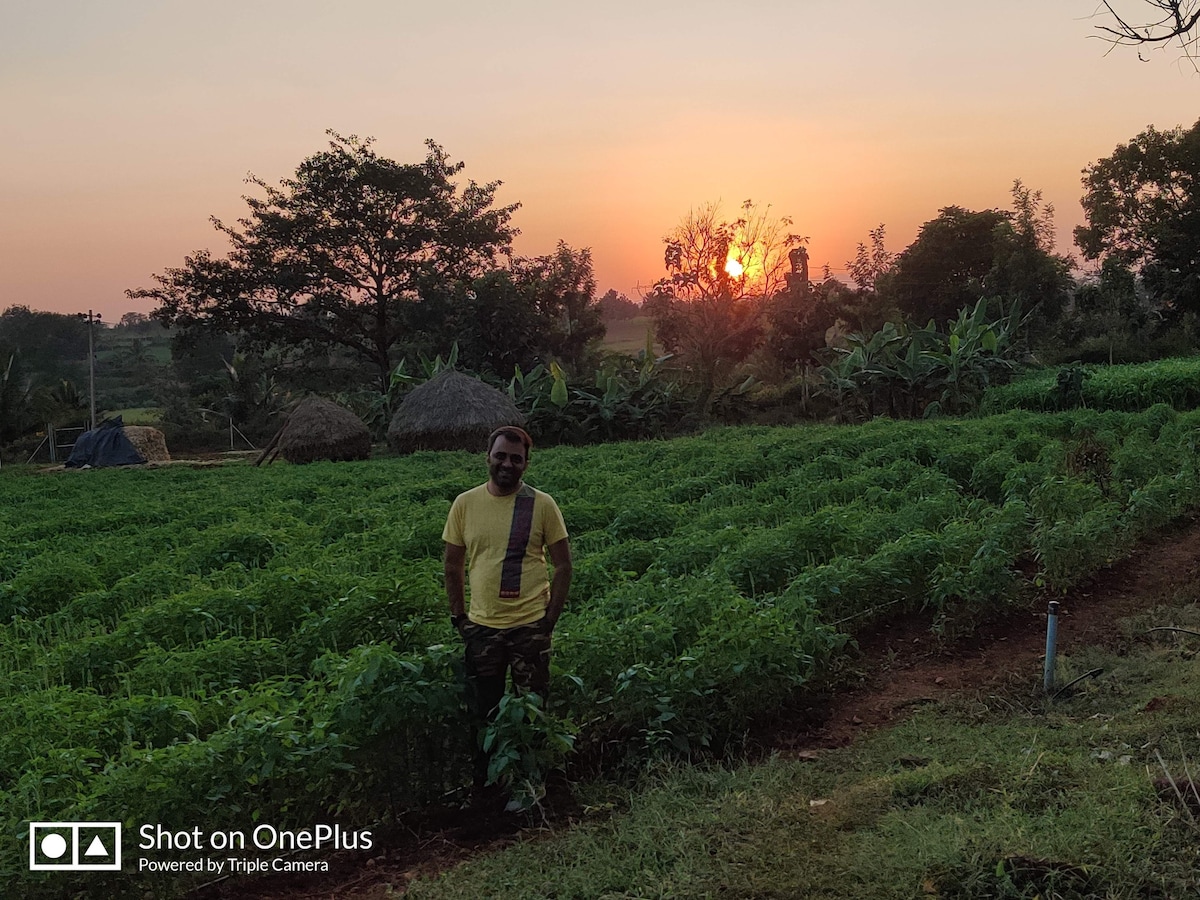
[444,542,467,619]
[544,538,572,631]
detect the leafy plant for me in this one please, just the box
[482,691,577,810]
[817,300,1020,421]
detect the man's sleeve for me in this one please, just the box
[442,495,466,545]
[542,495,568,546]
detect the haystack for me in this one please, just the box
[255,396,370,466]
[122,426,170,462]
[388,369,526,453]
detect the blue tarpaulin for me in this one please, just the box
[65,417,146,468]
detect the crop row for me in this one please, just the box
[981,356,1200,413]
[4,407,1200,895]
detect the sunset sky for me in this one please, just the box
[2,0,1197,322]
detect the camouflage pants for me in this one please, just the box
[461,618,552,789]
[461,618,552,720]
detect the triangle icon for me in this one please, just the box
[85,835,108,856]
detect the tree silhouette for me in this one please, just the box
[1075,119,1200,316]
[1097,1,1200,63]
[131,132,518,392]
[643,201,805,411]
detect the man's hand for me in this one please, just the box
[544,538,572,633]
[444,542,467,620]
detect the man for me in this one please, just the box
[442,425,572,791]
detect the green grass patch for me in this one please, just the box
[106,407,162,424]
[406,603,1200,899]
[6,410,1200,895]
[983,356,1200,414]
[600,316,659,356]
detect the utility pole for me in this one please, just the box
[77,310,100,430]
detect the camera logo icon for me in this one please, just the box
[29,822,122,871]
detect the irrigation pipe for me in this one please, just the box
[1051,667,1103,700]
[1145,626,1200,638]
[828,597,908,629]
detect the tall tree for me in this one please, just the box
[596,289,640,321]
[527,243,606,371]
[644,200,805,407]
[1075,119,1200,316]
[433,242,605,377]
[987,180,1074,329]
[130,132,519,391]
[0,306,89,378]
[878,206,1011,324]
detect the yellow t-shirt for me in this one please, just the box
[442,483,569,629]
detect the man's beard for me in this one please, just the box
[490,463,520,490]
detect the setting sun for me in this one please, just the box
[724,256,744,279]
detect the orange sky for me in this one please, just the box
[1,1,1197,322]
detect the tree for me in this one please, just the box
[130,132,519,392]
[1059,257,1159,363]
[644,200,805,408]
[1097,1,1200,62]
[878,190,1071,334]
[987,180,1074,330]
[596,289,640,321]
[412,241,604,377]
[846,224,893,292]
[0,306,89,379]
[760,282,841,372]
[518,242,606,371]
[878,206,1011,324]
[118,312,149,330]
[0,351,34,444]
[1074,119,1200,316]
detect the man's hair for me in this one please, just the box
[487,425,533,455]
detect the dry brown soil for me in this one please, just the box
[196,515,1200,899]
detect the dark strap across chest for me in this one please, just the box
[499,485,536,599]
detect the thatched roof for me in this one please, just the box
[388,369,526,453]
[256,396,371,466]
[123,426,170,462]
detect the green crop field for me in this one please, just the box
[600,315,658,355]
[982,356,1200,414]
[5,406,1200,896]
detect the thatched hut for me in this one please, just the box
[388,369,526,453]
[255,396,371,466]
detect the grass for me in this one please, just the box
[105,407,162,424]
[403,602,1200,899]
[7,411,1200,897]
[981,356,1200,414]
[600,316,659,356]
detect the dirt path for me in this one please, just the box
[199,515,1200,899]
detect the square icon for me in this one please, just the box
[29,822,122,871]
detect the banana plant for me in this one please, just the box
[921,299,1019,416]
[818,300,1023,420]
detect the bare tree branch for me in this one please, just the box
[1096,1,1200,64]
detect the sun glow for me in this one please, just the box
[724,256,744,279]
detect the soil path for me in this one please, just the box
[199,515,1200,899]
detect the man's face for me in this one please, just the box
[487,435,528,494]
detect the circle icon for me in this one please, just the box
[41,833,68,859]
